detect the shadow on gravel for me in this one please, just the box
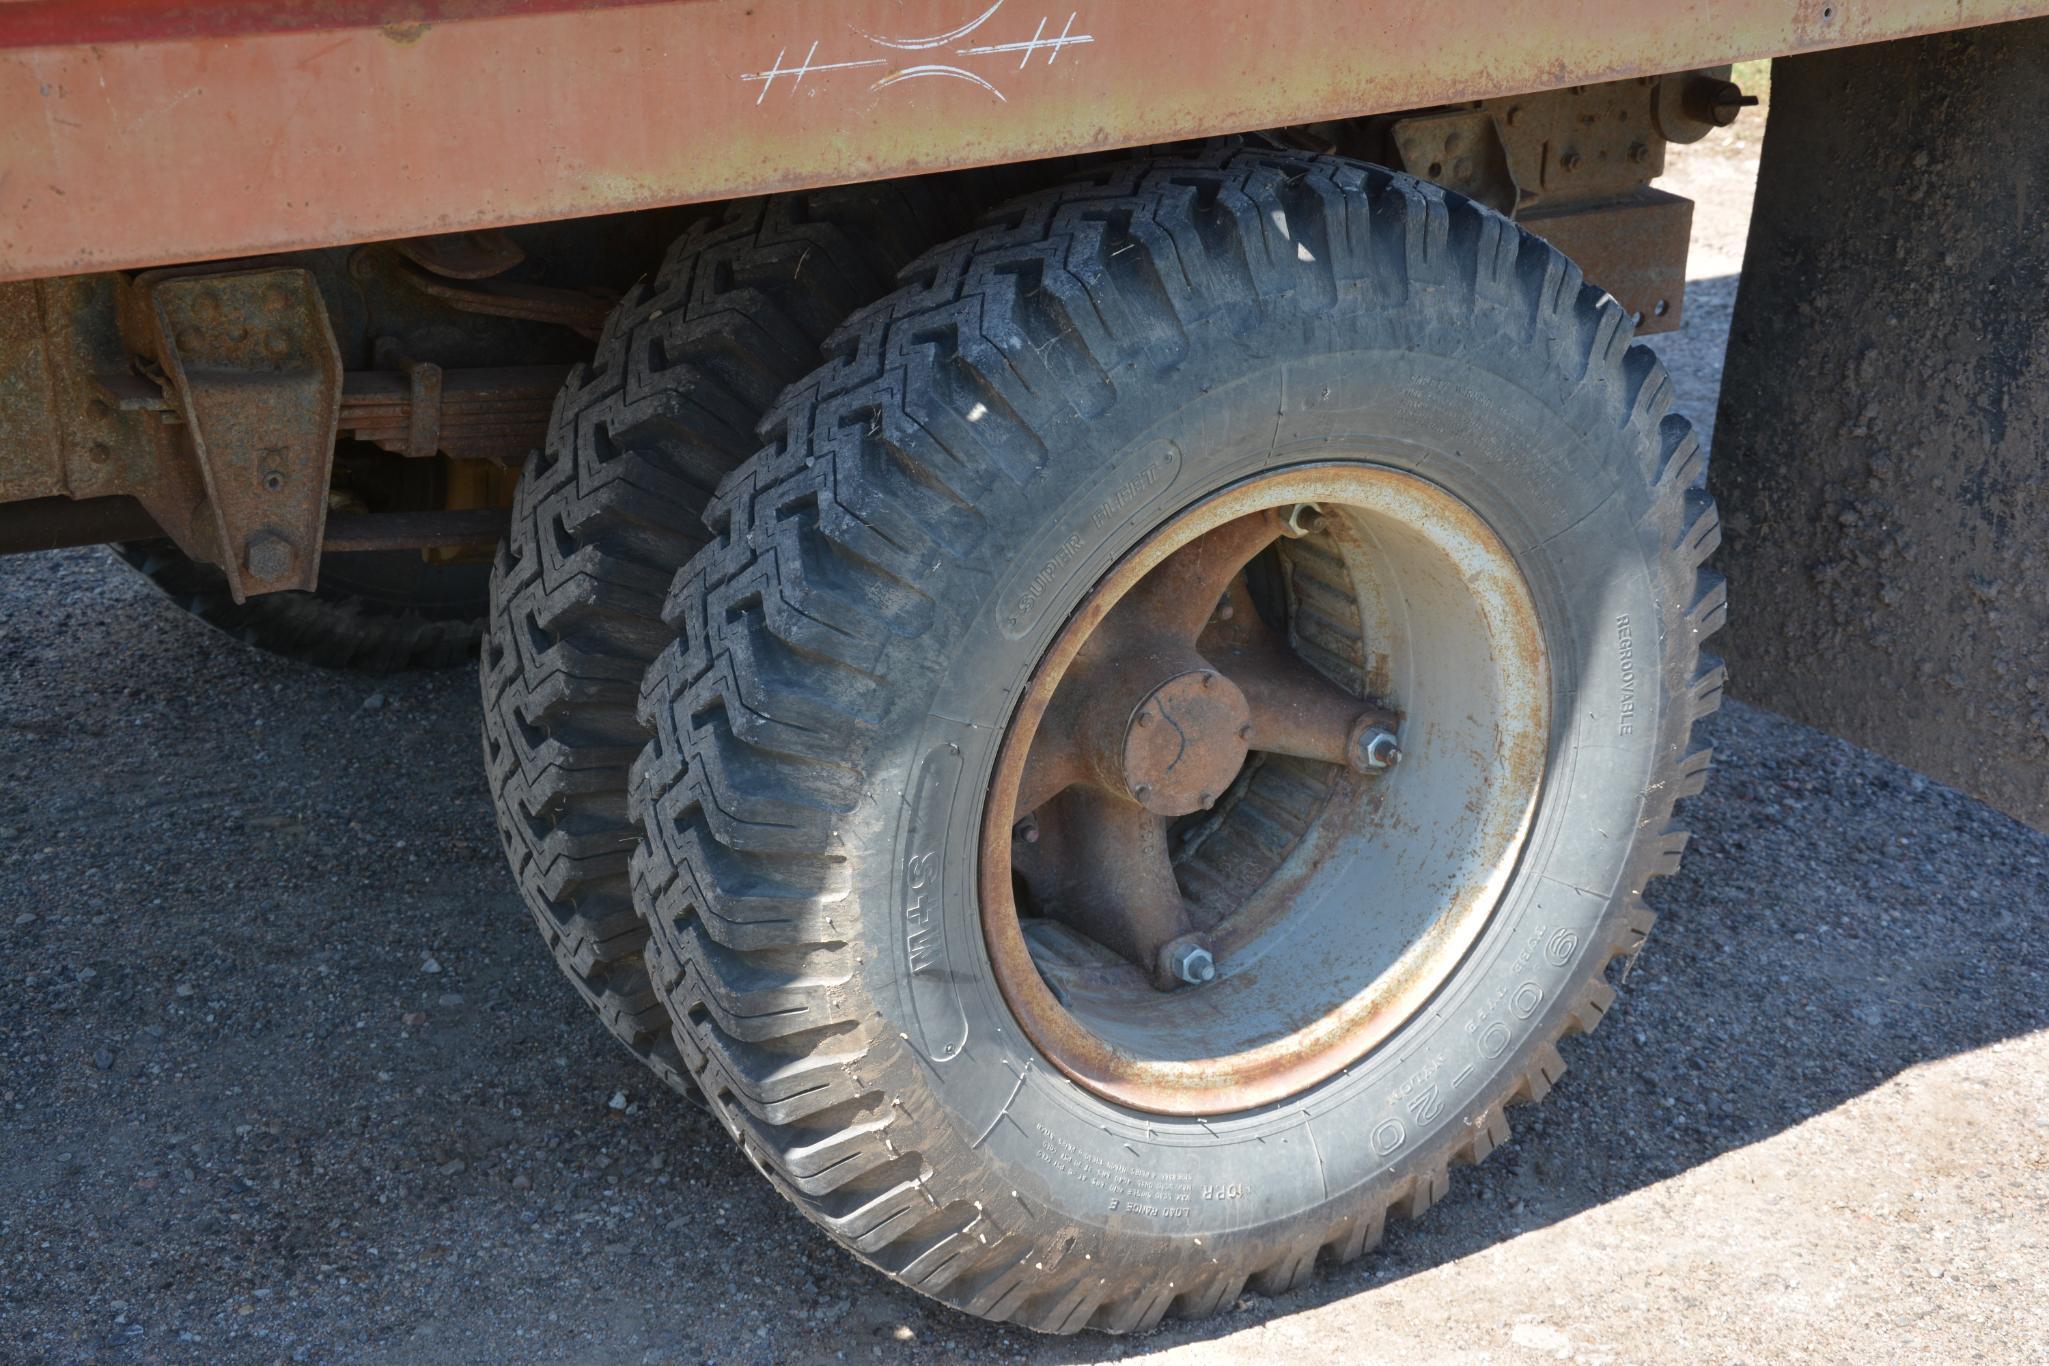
[5,538,2047,1360]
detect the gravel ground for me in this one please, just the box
[5,126,2047,1364]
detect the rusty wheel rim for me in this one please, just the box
[979,464,1550,1115]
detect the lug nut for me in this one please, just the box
[1160,939,1216,987]
[1350,724,1403,771]
[1281,503,1327,538]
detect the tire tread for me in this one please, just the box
[633,146,1724,1329]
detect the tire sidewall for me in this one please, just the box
[850,300,1665,1250]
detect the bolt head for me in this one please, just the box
[244,532,298,583]
[1707,81,1747,125]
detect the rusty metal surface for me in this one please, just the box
[8,274,221,565]
[1006,503,1403,985]
[0,261,558,583]
[132,267,343,600]
[5,0,2048,282]
[1711,18,2049,831]
[1351,77,1709,334]
[982,464,1548,1115]
[1521,187,1694,333]
[1390,110,1520,215]
[1484,80,1675,210]
[1380,79,1684,216]
[342,366,560,462]
[0,233,600,589]
[0,1,667,48]
[1290,76,1707,335]
[0,280,64,501]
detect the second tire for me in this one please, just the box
[482,184,958,1089]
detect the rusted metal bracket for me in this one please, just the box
[1367,73,1737,335]
[1390,109,1518,214]
[130,266,343,601]
[1520,187,1694,332]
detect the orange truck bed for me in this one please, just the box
[4,0,2046,281]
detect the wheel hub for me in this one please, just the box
[1115,666,1249,816]
[981,464,1550,1115]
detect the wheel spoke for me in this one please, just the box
[1216,645,1400,769]
[1015,691,1088,818]
[1037,788,1192,983]
[1115,510,1283,644]
[1195,574,1280,657]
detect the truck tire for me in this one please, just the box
[631,147,1723,1330]
[482,186,957,1092]
[114,542,486,671]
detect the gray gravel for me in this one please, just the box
[5,126,2047,1363]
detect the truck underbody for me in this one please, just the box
[4,1,2042,823]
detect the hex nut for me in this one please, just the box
[1281,503,1328,538]
[1349,723,1403,772]
[1157,935,1217,988]
[244,532,298,583]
